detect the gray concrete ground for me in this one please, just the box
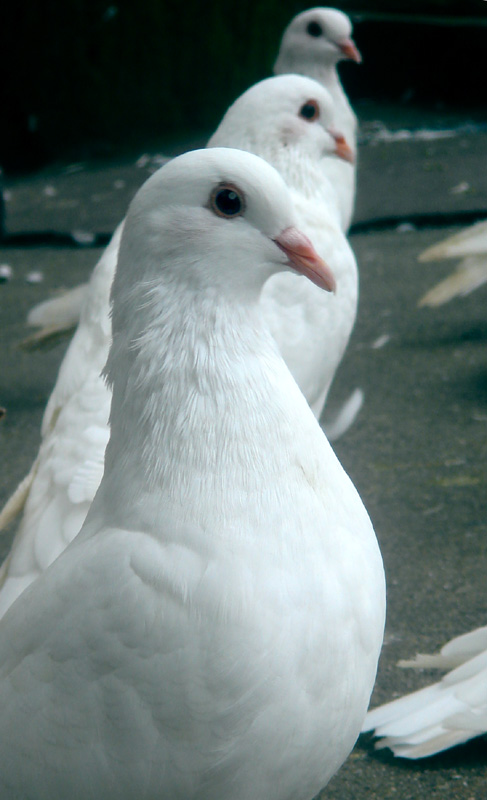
[0,103,486,798]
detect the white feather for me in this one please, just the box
[362,625,487,758]
[418,220,487,306]
[23,283,89,347]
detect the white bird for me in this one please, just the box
[362,625,487,758]
[23,5,362,350]
[418,219,487,307]
[0,147,385,800]
[0,74,358,615]
[274,6,362,230]
[208,75,358,417]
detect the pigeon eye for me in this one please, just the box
[299,100,320,122]
[306,21,323,37]
[210,184,245,218]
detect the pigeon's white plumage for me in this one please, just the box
[274,7,361,230]
[0,74,358,614]
[418,220,487,306]
[0,226,122,615]
[0,147,385,800]
[362,625,487,758]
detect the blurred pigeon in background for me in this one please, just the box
[274,7,361,230]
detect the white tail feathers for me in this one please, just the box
[362,626,487,758]
[418,220,487,307]
[419,220,487,262]
[323,387,364,442]
[21,284,88,349]
[418,256,487,307]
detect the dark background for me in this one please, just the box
[2,0,487,174]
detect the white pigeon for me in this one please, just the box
[0,74,358,615]
[208,74,358,417]
[362,625,487,758]
[23,5,361,350]
[0,147,385,800]
[418,219,487,307]
[274,7,361,230]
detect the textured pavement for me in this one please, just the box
[1,104,486,798]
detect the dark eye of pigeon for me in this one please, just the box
[299,100,320,122]
[211,184,245,219]
[306,21,323,37]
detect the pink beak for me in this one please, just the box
[274,227,336,293]
[328,128,355,164]
[338,37,362,64]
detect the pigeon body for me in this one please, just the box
[418,219,487,306]
[0,75,358,613]
[363,625,487,758]
[0,148,385,799]
[274,7,361,230]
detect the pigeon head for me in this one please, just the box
[113,147,335,311]
[274,7,361,73]
[208,75,353,165]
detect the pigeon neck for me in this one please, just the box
[96,282,314,533]
[311,62,342,91]
[274,57,340,92]
[307,66,351,119]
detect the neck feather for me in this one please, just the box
[98,279,314,533]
